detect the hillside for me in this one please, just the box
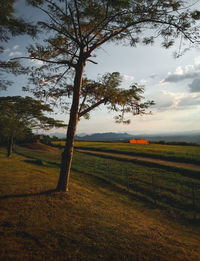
[75,132,133,141]
[1,145,200,260]
[74,132,200,144]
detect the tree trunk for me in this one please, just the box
[56,61,85,192]
[7,135,13,158]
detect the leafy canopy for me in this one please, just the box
[0,96,66,141]
[23,0,200,102]
[0,0,37,90]
[78,72,154,123]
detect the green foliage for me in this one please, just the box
[78,72,154,123]
[24,0,200,99]
[0,96,66,155]
[0,0,36,41]
[0,0,37,90]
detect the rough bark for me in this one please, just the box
[56,60,85,192]
[7,135,13,158]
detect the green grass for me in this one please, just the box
[14,143,200,221]
[1,145,200,261]
[72,151,200,220]
[62,141,200,164]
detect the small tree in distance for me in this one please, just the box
[0,96,66,157]
[13,0,200,191]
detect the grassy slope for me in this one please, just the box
[1,146,200,261]
[71,141,200,164]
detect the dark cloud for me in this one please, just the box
[150,91,175,110]
[164,72,200,83]
[188,78,200,93]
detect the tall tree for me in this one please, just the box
[0,96,66,157]
[14,0,200,191]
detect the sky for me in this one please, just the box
[1,0,200,135]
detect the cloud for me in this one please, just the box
[9,51,22,57]
[140,79,147,85]
[194,56,200,65]
[178,93,200,107]
[149,91,176,110]
[163,56,200,83]
[122,74,134,81]
[188,78,200,93]
[13,45,19,50]
[164,71,199,83]
[149,91,200,110]
[150,73,157,79]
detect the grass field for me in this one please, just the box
[14,142,200,221]
[56,141,200,164]
[1,143,200,260]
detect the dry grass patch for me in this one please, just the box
[0,147,200,261]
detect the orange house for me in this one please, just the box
[129,137,149,144]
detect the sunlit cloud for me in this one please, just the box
[162,56,200,83]
[148,90,200,111]
[194,56,200,65]
[177,93,200,107]
[174,66,184,75]
[122,74,134,81]
[159,79,170,86]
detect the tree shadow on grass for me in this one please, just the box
[24,159,60,169]
[0,189,70,200]
[72,167,200,226]
[24,159,45,166]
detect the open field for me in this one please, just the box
[1,143,200,260]
[15,142,200,221]
[54,141,200,164]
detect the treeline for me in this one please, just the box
[150,141,200,146]
[0,132,59,147]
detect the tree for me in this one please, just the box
[0,0,37,90]
[14,0,200,191]
[65,72,154,123]
[0,96,66,157]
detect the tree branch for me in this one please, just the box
[89,17,196,54]
[87,59,98,64]
[79,98,106,118]
[68,4,80,45]
[11,56,76,68]
[74,0,83,44]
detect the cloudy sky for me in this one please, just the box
[1,1,200,135]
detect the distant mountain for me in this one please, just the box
[75,131,200,144]
[75,132,133,141]
[48,130,200,144]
